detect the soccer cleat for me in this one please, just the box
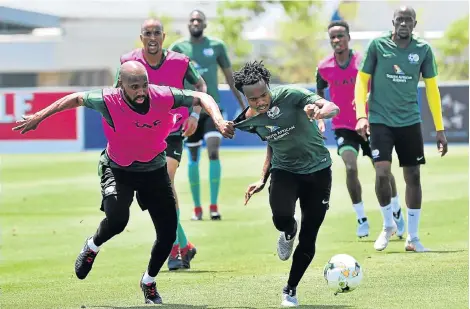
[405,237,430,252]
[281,286,299,307]
[75,237,99,280]
[374,223,397,251]
[191,207,203,221]
[181,245,197,269]
[357,218,369,238]
[277,218,298,261]
[393,208,406,239]
[167,254,183,271]
[140,278,162,304]
[209,204,221,220]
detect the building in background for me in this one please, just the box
[0,0,467,88]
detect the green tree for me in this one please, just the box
[435,14,469,81]
[211,1,328,84]
[268,1,327,83]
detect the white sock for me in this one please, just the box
[391,195,401,213]
[380,203,395,228]
[87,237,100,252]
[407,208,421,239]
[353,202,366,220]
[142,271,155,284]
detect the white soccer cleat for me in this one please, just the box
[393,208,406,239]
[405,237,430,252]
[374,223,397,251]
[357,218,369,238]
[277,218,298,261]
[281,287,299,307]
[281,294,299,307]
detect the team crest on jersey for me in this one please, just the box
[337,137,344,146]
[393,65,405,75]
[203,48,214,57]
[267,106,282,119]
[265,125,280,133]
[408,53,419,64]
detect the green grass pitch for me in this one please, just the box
[0,146,468,309]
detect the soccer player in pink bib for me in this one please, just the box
[117,19,207,271]
[13,61,234,305]
[316,21,404,239]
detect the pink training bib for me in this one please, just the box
[121,48,190,132]
[317,52,368,131]
[102,85,177,166]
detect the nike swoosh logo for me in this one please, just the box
[417,156,424,161]
[174,151,181,155]
[322,200,329,204]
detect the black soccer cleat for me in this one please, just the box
[75,237,99,280]
[181,247,197,270]
[140,279,163,304]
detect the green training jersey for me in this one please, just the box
[82,87,195,172]
[234,85,332,174]
[169,36,231,105]
[360,31,438,127]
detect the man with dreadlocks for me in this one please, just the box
[232,61,340,307]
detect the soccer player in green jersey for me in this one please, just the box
[355,6,448,252]
[169,10,246,221]
[233,61,339,307]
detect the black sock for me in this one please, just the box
[285,220,298,240]
[283,285,296,296]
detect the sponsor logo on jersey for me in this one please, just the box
[408,53,419,64]
[267,106,282,119]
[265,125,280,133]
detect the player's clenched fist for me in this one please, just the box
[216,120,235,139]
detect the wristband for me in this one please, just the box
[190,112,200,121]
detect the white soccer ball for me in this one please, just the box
[323,254,363,295]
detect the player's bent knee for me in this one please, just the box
[344,161,358,175]
[166,157,179,182]
[403,166,421,186]
[187,145,201,162]
[206,136,221,160]
[374,161,392,177]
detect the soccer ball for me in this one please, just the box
[323,254,363,295]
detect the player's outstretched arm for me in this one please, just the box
[12,92,85,134]
[222,67,246,109]
[245,145,272,205]
[191,91,235,139]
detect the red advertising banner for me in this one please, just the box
[0,91,77,140]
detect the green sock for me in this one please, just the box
[173,209,180,246]
[188,161,201,207]
[177,210,188,248]
[209,159,221,205]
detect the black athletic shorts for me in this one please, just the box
[165,135,184,163]
[185,112,222,146]
[370,123,425,167]
[334,128,372,158]
[99,163,175,211]
[268,166,332,218]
